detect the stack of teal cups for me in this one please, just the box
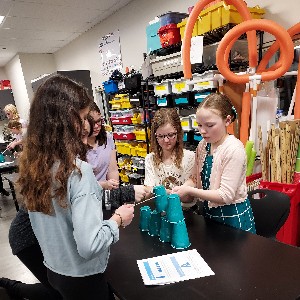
[139,186,191,249]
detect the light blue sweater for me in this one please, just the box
[29,159,119,277]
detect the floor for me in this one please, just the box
[0,176,38,284]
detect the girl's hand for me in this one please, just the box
[100,179,119,190]
[114,204,134,227]
[133,185,153,202]
[7,141,16,150]
[172,186,193,202]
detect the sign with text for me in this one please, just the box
[99,30,123,77]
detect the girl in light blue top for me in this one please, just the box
[18,75,134,300]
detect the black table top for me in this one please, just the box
[106,204,300,300]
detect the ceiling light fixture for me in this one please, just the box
[0,16,5,25]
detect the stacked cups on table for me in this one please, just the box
[139,185,190,249]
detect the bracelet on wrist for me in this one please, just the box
[114,212,124,228]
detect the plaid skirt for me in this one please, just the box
[203,199,256,234]
[202,144,256,234]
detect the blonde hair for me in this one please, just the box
[4,104,20,121]
[150,108,183,169]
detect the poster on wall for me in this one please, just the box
[99,30,123,78]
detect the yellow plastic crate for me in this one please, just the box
[120,171,129,183]
[115,142,124,154]
[136,148,147,158]
[123,143,131,155]
[121,101,132,109]
[177,17,198,40]
[198,2,265,35]
[131,114,142,124]
[130,145,138,156]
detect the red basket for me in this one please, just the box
[259,180,300,247]
[113,132,136,140]
[158,24,181,48]
[110,117,132,125]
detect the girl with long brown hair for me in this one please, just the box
[17,75,134,300]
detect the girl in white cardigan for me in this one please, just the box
[173,93,256,233]
[144,108,196,210]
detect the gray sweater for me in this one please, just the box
[29,159,119,277]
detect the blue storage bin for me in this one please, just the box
[103,80,118,94]
[157,95,172,107]
[146,21,161,53]
[183,131,194,143]
[194,133,203,142]
[159,12,188,26]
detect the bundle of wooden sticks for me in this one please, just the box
[258,120,300,183]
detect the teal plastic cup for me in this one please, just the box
[148,209,161,236]
[139,206,151,232]
[153,185,168,213]
[166,194,184,223]
[171,220,191,249]
[0,154,5,163]
[159,216,173,243]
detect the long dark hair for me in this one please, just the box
[18,75,93,214]
[89,102,107,147]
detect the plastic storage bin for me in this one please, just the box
[259,180,300,247]
[103,80,118,94]
[171,78,193,93]
[110,117,132,125]
[193,91,212,105]
[177,17,198,40]
[158,24,181,48]
[157,95,172,107]
[146,21,162,53]
[197,3,265,35]
[113,132,136,140]
[153,81,172,97]
[172,92,194,106]
[180,116,192,131]
[159,12,188,26]
[203,40,248,67]
[150,52,182,77]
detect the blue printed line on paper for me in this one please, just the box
[170,256,185,277]
[143,261,156,280]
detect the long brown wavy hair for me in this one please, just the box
[17,75,92,214]
[150,108,183,169]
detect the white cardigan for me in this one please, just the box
[195,135,248,208]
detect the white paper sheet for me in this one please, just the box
[137,249,214,285]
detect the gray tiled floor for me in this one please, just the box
[0,179,38,284]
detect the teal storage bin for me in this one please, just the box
[146,21,161,53]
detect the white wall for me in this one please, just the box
[4,0,300,118]
[19,53,56,104]
[4,55,29,120]
[0,68,7,80]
